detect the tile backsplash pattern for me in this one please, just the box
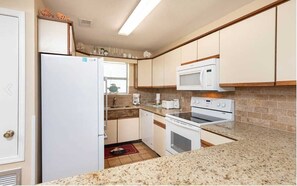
[156,86,296,133]
[107,86,296,133]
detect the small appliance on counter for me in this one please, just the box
[132,93,140,105]
[156,93,161,105]
[173,99,180,109]
[162,100,174,109]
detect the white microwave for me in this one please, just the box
[176,58,234,92]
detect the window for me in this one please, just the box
[104,62,128,94]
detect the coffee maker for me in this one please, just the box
[132,93,140,105]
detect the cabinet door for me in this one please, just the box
[118,118,139,143]
[276,0,296,85]
[197,31,219,60]
[152,55,165,87]
[181,40,197,63]
[164,48,181,86]
[140,110,154,149]
[220,8,276,86]
[104,120,117,145]
[138,59,152,87]
[70,25,76,56]
[201,130,234,145]
[153,115,166,156]
[38,19,70,55]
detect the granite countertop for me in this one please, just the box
[105,104,183,117]
[43,121,296,185]
[105,105,141,111]
[140,105,183,117]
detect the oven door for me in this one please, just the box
[165,118,201,155]
[176,67,204,90]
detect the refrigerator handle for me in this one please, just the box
[104,77,108,130]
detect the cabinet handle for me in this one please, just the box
[3,130,14,138]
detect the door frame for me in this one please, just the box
[0,8,25,165]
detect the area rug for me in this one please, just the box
[104,144,139,159]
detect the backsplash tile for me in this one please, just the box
[106,86,296,133]
[156,86,296,133]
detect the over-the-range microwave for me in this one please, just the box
[176,58,234,92]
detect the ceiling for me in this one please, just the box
[43,0,254,52]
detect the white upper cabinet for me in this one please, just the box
[220,8,276,85]
[137,59,152,87]
[152,55,165,87]
[38,19,75,55]
[181,40,198,63]
[276,0,296,85]
[164,48,181,86]
[197,31,220,60]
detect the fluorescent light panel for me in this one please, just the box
[118,0,161,36]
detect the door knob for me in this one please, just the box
[3,130,14,138]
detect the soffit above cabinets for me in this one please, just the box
[43,0,254,51]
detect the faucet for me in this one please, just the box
[112,97,117,107]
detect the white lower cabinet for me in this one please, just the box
[153,122,166,156]
[118,118,140,143]
[140,109,154,149]
[201,129,235,146]
[104,120,118,145]
[140,110,166,156]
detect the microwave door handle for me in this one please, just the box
[200,69,204,86]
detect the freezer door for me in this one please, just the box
[41,54,104,182]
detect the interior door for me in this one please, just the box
[0,10,25,164]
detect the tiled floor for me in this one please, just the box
[104,142,159,169]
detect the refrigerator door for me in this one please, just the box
[41,54,104,182]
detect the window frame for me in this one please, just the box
[104,61,129,95]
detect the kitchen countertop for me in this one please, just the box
[105,104,184,117]
[42,121,296,185]
[140,105,183,117]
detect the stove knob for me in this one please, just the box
[222,103,226,108]
[217,103,221,107]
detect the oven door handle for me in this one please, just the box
[166,118,200,131]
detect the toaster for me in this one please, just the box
[162,100,174,109]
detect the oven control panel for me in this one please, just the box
[191,97,234,112]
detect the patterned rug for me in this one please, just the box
[104,144,139,159]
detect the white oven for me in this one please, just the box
[165,97,234,155]
[165,117,201,155]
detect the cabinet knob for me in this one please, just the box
[3,130,14,139]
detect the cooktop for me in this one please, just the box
[169,112,226,124]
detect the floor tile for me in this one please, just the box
[129,154,142,162]
[135,145,145,150]
[140,152,153,160]
[108,158,121,167]
[138,148,149,153]
[119,156,132,164]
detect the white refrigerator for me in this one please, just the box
[41,54,104,182]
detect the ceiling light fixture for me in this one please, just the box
[118,0,161,36]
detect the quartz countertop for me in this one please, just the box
[42,121,296,185]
